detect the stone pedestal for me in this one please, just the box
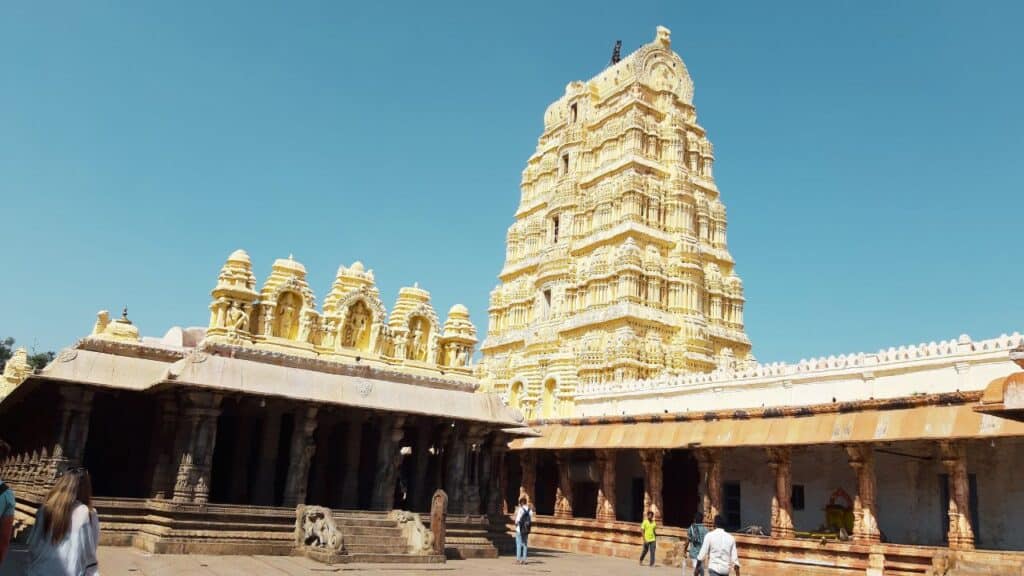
[254,405,282,505]
[371,415,405,510]
[939,441,975,550]
[172,392,223,504]
[845,445,880,544]
[595,449,617,522]
[639,449,663,523]
[767,447,794,539]
[696,449,722,522]
[553,452,574,519]
[283,406,319,508]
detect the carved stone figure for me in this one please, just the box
[410,327,424,360]
[278,303,296,338]
[227,303,248,331]
[295,505,344,552]
[455,347,468,367]
[430,489,448,556]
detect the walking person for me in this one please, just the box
[639,510,657,566]
[697,514,740,576]
[0,439,14,568]
[513,496,532,565]
[687,512,709,576]
[25,467,100,576]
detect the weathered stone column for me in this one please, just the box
[554,452,574,519]
[767,447,794,539]
[229,405,254,503]
[445,426,468,513]
[339,414,365,508]
[520,451,537,506]
[172,392,223,504]
[407,421,433,512]
[845,444,880,544]
[696,448,722,522]
[253,404,282,505]
[640,449,663,523]
[55,385,95,470]
[148,393,179,499]
[464,426,487,515]
[371,415,406,510]
[595,449,617,521]
[282,406,319,508]
[307,413,333,506]
[487,440,508,516]
[939,440,975,550]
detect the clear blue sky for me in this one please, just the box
[1,1,1020,363]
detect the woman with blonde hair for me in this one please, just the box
[26,466,100,575]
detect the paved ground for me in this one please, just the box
[1,546,692,575]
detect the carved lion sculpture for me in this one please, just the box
[295,505,344,552]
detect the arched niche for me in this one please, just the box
[406,315,431,361]
[340,300,373,352]
[541,378,558,419]
[274,291,303,340]
[509,381,524,410]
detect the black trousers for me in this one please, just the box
[639,541,656,565]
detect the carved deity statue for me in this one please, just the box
[410,327,424,361]
[455,347,468,367]
[322,318,338,348]
[227,303,249,332]
[298,313,312,343]
[278,302,297,338]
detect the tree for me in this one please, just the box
[0,336,55,372]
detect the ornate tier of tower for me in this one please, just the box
[479,27,752,419]
[205,250,477,379]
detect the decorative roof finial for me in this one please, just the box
[609,40,622,66]
[122,306,129,320]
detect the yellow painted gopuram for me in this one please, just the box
[479,27,752,419]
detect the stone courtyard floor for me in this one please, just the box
[1,546,703,575]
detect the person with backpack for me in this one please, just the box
[687,512,709,576]
[0,438,14,568]
[513,496,532,565]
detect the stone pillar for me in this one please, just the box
[148,393,178,499]
[639,449,663,523]
[487,440,508,516]
[520,451,537,506]
[553,452,574,519]
[172,392,223,504]
[407,421,432,512]
[445,426,468,513]
[595,449,617,522]
[55,385,95,470]
[696,448,722,522]
[307,413,332,506]
[767,447,794,539]
[845,444,880,544]
[229,405,254,503]
[464,426,486,515]
[253,404,282,505]
[340,414,365,508]
[282,406,319,508]
[939,441,975,550]
[371,415,406,510]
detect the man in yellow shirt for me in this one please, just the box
[639,510,657,566]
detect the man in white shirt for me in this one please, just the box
[697,514,740,576]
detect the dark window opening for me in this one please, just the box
[792,484,805,511]
[561,154,569,175]
[570,103,578,123]
[552,215,560,243]
[543,289,552,318]
[723,482,741,531]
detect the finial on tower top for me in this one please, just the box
[655,25,671,48]
[609,40,622,65]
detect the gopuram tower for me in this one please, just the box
[479,26,752,420]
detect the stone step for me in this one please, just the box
[345,543,412,555]
[346,553,445,564]
[334,518,399,529]
[340,526,404,537]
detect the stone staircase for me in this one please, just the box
[423,514,506,559]
[332,510,444,564]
